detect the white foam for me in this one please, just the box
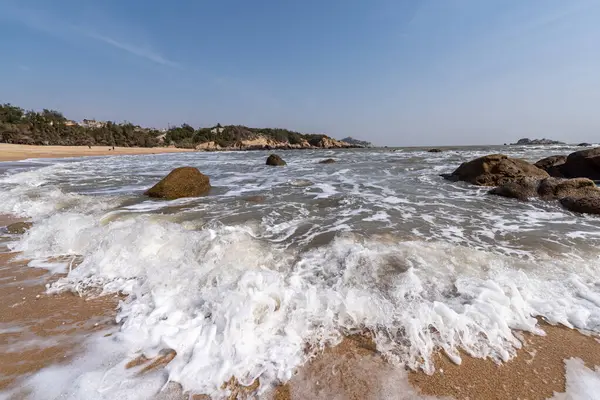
[10,212,600,398]
[550,358,600,400]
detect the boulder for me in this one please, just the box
[428,149,443,153]
[442,154,549,186]
[578,143,592,147]
[560,147,600,180]
[266,154,286,166]
[318,158,336,164]
[145,167,210,200]
[6,222,33,234]
[534,155,566,177]
[489,177,540,201]
[489,177,600,201]
[537,177,599,200]
[560,196,600,215]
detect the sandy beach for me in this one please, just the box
[0,144,193,162]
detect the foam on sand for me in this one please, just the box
[551,358,600,400]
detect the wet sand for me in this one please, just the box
[409,323,600,399]
[0,251,118,392]
[0,143,193,162]
[266,325,600,400]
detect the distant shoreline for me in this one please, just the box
[0,144,194,162]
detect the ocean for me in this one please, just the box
[1,145,600,399]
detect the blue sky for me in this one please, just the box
[1,0,599,146]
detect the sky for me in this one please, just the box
[1,0,600,146]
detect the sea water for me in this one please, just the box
[1,145,600,398]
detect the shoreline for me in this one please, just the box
[0,143,365,163]
[0,143,194,162]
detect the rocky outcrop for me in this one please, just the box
[6,222,33,234]
[313,137,352,149]
[341,137,373,148]
[428,149,443,153]
[534,155,567,177]
[578,143,592,147]
[319,158,336,164]
[195,141,222,151]
[195,137,353,152]
[145,167,211,200]
[490,177,600,201]
[560,196,600,215]
[512,138,565,145]
[266,154,286,166]
[560,147,600,180]
[442,154,549,186]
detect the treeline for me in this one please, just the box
[0,104,162,147]
[0,103,331,149]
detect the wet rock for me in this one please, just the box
[428,148,443,153]
[318,158,336,164]
[490,177,600,201]
[560,196,600,215]
[561,147,600,180]
[578,143,592,147]
[442,154,549,186]
[489,177,540,201]
[266,154,286,166]
[6,222,33,234]
[534,155,567,177]
[537,177,599,200]
[145,167,210,200]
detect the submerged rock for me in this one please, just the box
[560,147,600,180]
[442,154,549,186]
[145,167,211,200]
[578,143,592,147]
[266,154,286,166]
[243,195,266,203]
[318,158,336,164]
[534,155,567,177]
[428,148,443,153]
[561,196,600,215]
[6,221,33,234]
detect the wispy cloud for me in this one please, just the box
[2,2,179,69]
[86,33,180,68]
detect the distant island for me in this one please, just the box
[0,103,367,151]
[511,138,566,145]
[341,137,373,147]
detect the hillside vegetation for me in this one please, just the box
[0,103,353,150]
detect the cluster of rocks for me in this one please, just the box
[511,138,565,145]
[145,154,335,200]
[534,147,600,180]
[442,148,600,215]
